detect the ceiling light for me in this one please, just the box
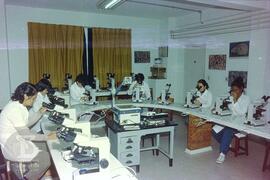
[97,0,126,10]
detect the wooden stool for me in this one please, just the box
[141,135,156,155]
[230,133,248,157]
[262,140,270,172]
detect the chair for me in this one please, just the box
[262,140,270,172]
[141,135,156,155]
[229,133,249,157]
[0,148,9,180]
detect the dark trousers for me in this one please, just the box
[212,127,237,155]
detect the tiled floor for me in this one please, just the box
[134,115,270,180]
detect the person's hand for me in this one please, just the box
[39,107,47,114]
[194,99,201,106]
[47,132,57,140]
[81,96,89,101]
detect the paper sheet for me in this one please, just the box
[212,125,224,133]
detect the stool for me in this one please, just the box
[262,140,270,172]
[0,149,10,180]
[230,133,248,157]
[141,135,156,155]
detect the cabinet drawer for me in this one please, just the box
[120,136,139,145]
[119,152,139,166]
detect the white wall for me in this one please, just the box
[0,0,11,108]
[5,5,161,95]
[169,9,270,102]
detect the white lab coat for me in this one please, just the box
[213,93,250,133]
[31,92,51,113]
[0,101,46,162]
[228,94,250,116]
[128,81,151,100]
[196,89,213,108]
[70,82,86,106]
[29,92,51,132]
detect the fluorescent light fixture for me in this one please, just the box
[97,0,126,9]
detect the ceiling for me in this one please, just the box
[5,0,268,19]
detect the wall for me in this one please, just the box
[0,0,11,108]
[169,9,270,102]
[5,5,161,95]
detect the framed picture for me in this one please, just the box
[159,46,168,57]
[134,51,150,63]
[209,54,226,70]
[228,71,248,88]
[229,41,250,57]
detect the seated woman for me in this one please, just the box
[0,82,54,179]
[212,77,250,163]
[30,78,52,132]
[70,74,88,106]
[128,73,151,100]
[194,79,213,108]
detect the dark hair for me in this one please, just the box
[35,78,52,92]
[11,82,37,103]
[197,79,209,89]
[231,77,245,90]
[75,74,88,87]
[135,73,145,83]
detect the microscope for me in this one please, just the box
[131,85,145,103]
[246,96,270,126]
[212,96,232,116]
[47,94,68,109]
[158,84,173,105]
[42,73,50,80]
[63,73,72,92]
[184,90,200,108]
[93,75,100,92]
[61,134,111,180]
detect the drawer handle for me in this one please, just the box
[126,160,132,164]
[126,145,133,149]
[126,139,133,143]
[126,153,133,157]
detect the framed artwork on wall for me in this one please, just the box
[228,71,248,88]
[134,51,150,63]
[229,41,250,57]
[208,54,226,70]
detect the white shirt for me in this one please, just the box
[197,89,213,108]
[0,101,39,162]
[228,94,250,116]
[70,82,86,106]
[128,81,151,100]
[30,92,50,113]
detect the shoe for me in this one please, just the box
[216,153,225,164]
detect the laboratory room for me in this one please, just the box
[1,0,270,180]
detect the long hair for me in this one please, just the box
[11,82,37,103]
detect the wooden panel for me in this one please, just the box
[187,115,212,150]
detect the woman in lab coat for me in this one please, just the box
[70,74,88,106]
[194,79,213,108]
[0,82,53,179]
[212,77,250,164]
[128,73,151,100]
[30,78,53,132]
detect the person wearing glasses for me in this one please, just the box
[193,79,213,108]
[212,77,250,164]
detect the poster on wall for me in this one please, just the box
[229,41,250,57]
[208,54,226,70]
[228,71,248,88]
[134,51,150,63]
